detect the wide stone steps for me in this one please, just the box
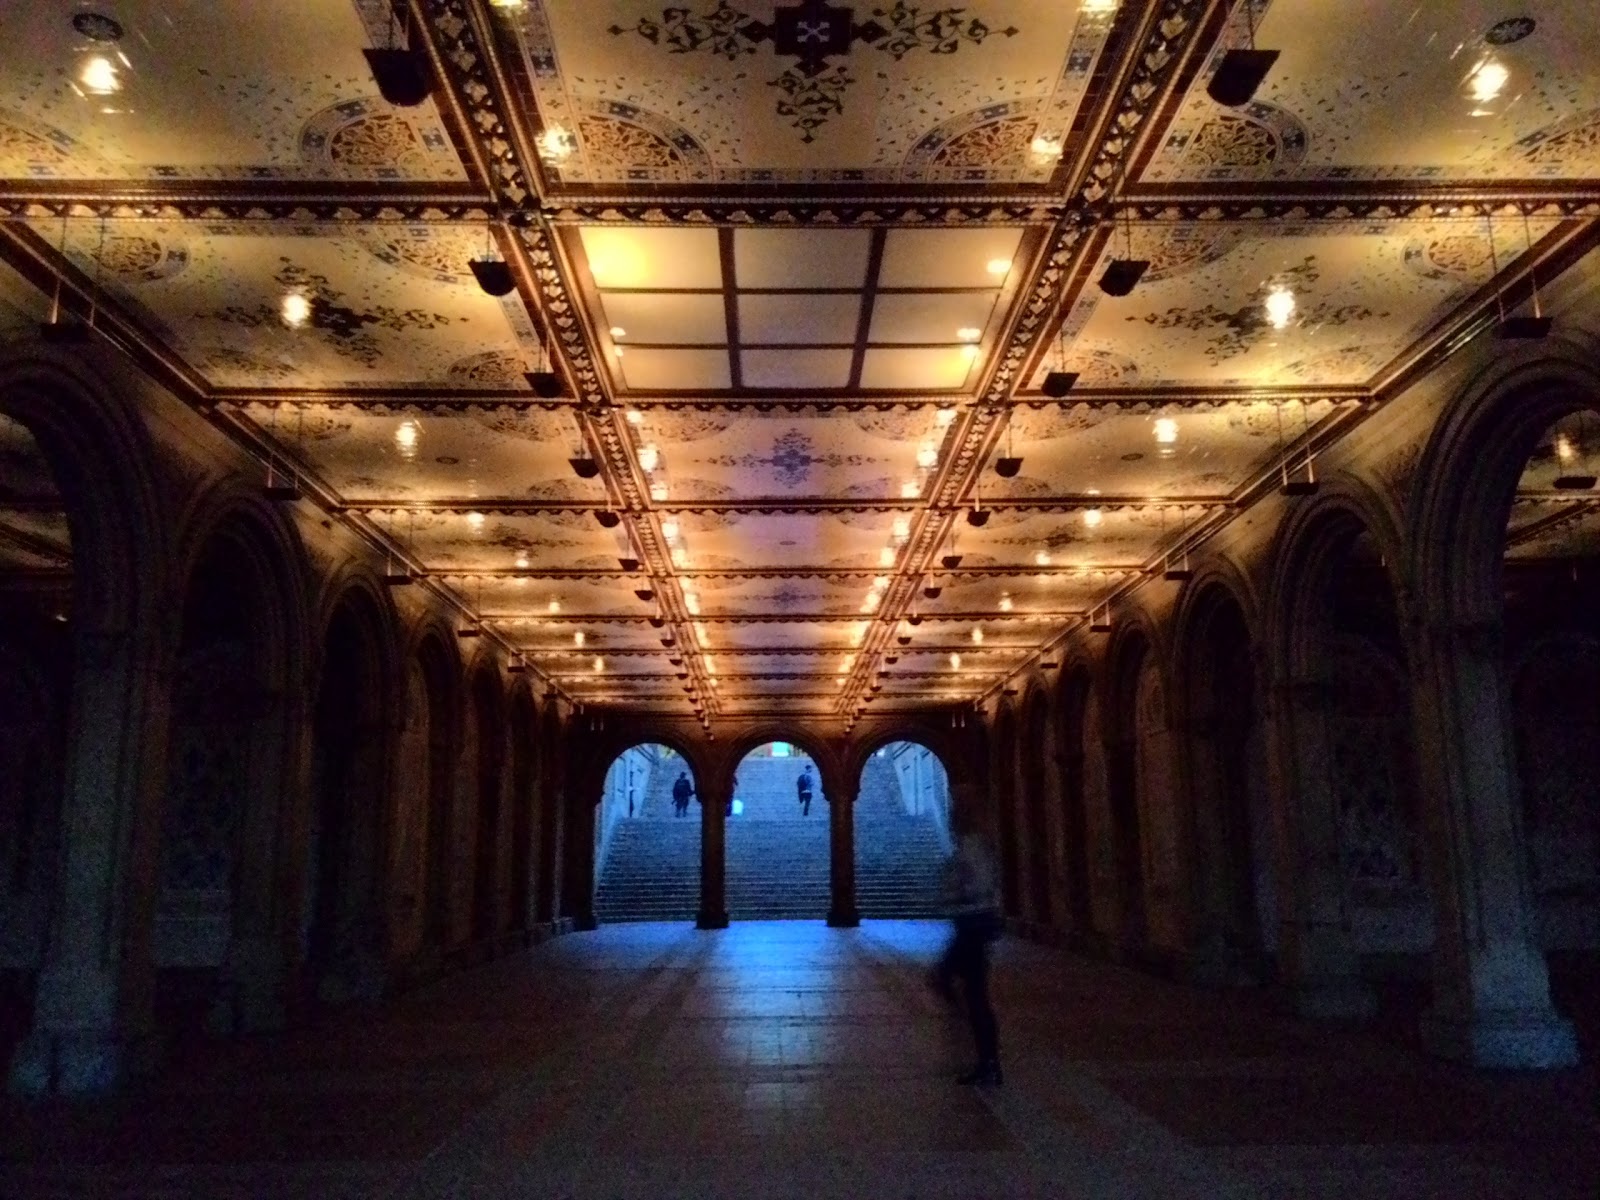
[596,753,948,922]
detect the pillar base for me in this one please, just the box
[696,909,728,930]
[826,908,860,928]
[9,1029,159,1097]
[1421,1008,1579,1070]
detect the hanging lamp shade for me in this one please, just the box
[364,47,432,107]
[1206,48,1278,107]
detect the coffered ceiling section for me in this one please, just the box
[1035,218,1563,392]
[569,225,1028,394]
[40,221,537,389]
[500,0,1119,184]
[0,1,464,182]
[1144,0,1600,184]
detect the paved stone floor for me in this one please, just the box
[3,922,1597,1198]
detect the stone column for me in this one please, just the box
[1265,676,1375,1021]
[563,787,597,931]
[1410,620,1576,1068]
[696,776,728,929]
[10,632,171,1096]
[827,777,859,928]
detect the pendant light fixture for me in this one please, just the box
[528,325,565,397]
[1276,400,1318,496]
[1497,210,1552,339]
[39,213,90,344]
[1041,311,1078,398]
[264,406,303,501]
[1206,1,1279,107]
[469,216,515,297]
[365,5,432,107]
[994,414,1023,478]
[1554,411,1597,491]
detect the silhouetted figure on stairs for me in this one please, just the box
[672,771,693,818]
[797,766,814,816]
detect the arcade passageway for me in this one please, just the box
[3,922,1594,1199]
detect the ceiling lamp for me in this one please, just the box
[639,443,661,472]
[878,547,897,567]
[917,444,939,469]
[634,588,654,602]
[999,593,1013,612]
[1467,58,1509,105]
[394,419,420,458]
[900,480,921,499]
[994,422,1022,478]
[660,518,679,541]
[941,553,963,570]
[650,483,669,502]
[1264,286,1296,329]
[1553,419,1597,491]
[618,557,640,571]
[923,583,942,600]
[1207,48,1277,106]
[538,124,576,160]
[568,450,599,478]
[971,628,984,645]
[986,259,1011,277]
[363,13,432,109]
[966,496,990,528]
[1492,214,1552,340]
[573,631,586,648]
[1041,370,1078,398]
[1035,550,1052,567]
[594,509,621,528]
[1154,417,1179,444]
[592,656,605,673]
[77,54,123,96]
[1089,607,1112,634]
[469,258,515,297]
[527,369,564,397]
[1082,508,1103,528]
[466,510,487,531]
[1098,258,1148,297]
[949,653,962,670]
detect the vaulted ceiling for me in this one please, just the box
[1,0,1598,727]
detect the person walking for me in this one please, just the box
[671,771,693,818]
[796,766,814,816]
[933,815,1003,1086]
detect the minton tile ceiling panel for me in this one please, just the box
[1048,220,1560,391]
[467,575,647,619]
[239,407,598,505]
[694,575,882,618]
[708,620,858,652]
[913,573,1116,618]
[676,509,897,571]
[496,617,662,653]
[957,508,1177,571]
[989,401,1345,501]
[1145,0,1600,184]
[644,410,944,502]
[404,511,631,573]
[507,0,1118,184]
[0,1,464,182]
[41,222,542,390]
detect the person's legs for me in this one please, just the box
[955,926,1001,1084]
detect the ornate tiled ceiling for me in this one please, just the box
[0,0,1597,725]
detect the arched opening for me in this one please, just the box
[1288,512,1432,995]
[306,591,388,1003]
[1020,690,1053,925]
[991,705,1021,917]
[535,705,561,925]
[0,412,72,1072]
[153,515,293,1036]
[854,739,951,918]
[1105,635,1152,953]
[1056,667,1093,937]
[592,743,700,922]
[725,740,827,920]
[508,688,536,934]
[468,664,507,947]
[1182,585,1273,976]
[1501,411,1600,1055]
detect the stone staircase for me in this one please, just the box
[593,754,949,922]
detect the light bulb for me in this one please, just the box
[661,518,680,541]
[900,480,920,499]
[917,444,938,469]
[394,419,420,457]
[1035,550,1052,566]
[1468,59,1509,104]
[650,483,669,502]
[950,652,962,670]
[1029,135,1062,159]
[639,443,660,471]
[1556,433,1577,464]
[610,326,627,338]
[999,593,1013,612]
[592,656,604,673]
[971,627,984,644]
[574,631,585,647]
[77,55,121,96]
[281,292,311,328]
[538,125,574,160]
[956,327,981,342]
[1083,508,1103,528]
[547,599,561,613]
[986,258,1011,276]
[1154,417,1178,444]
[515,553,530,569]
[466,511,486,530]
[1264,287,1295,329]
[878,546,896,567]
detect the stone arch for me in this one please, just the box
[722,724,841,798]
[991,699,1021,917]
[1399,343,1599,1066]
[507,681,538,935]
[155,482,310,1035]
[304,577,395,1004]
[1055,662,1095,937]
[1,351,173,1095]
[1019,683,1054,926]
[1102,624,1156,954]
[1263,486,1428,1018]
[405,622,462,960]
[465,655,508,947]
[845,716,966,792]
[1173,574,1273,977]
